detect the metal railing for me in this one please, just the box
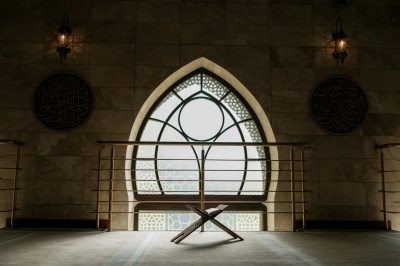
[0,140,24,228]
[376,143,400,230]
[93,141,311,232]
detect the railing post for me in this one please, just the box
[300,150,306,230]
[10,146,20,228]
[108,145,115,232]
[200,147,205,232]
[379,149,388,230]
[290,148,295,232]
[96,146,103,230]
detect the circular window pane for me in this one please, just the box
[179,98,224,141]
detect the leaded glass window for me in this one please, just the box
[134,70,268,196]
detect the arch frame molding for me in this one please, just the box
[125,57,279,231]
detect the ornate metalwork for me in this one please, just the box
[34,72,93,130]
[310,77,368,134]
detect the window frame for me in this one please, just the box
[132,68,271,202]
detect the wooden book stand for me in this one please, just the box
[170,204,244,244]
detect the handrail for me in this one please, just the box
[96,140,310,148]
[376,143,400,150]
[0,140,24,146]
[376,143,400,230]
[94,140,310,232]
[0,139,23,228]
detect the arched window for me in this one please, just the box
[133,69,269,199]
[125,58,280,231]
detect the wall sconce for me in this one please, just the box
[332,17,347,65]
[56,11,72,60]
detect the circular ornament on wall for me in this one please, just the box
[34,72,93,131]
[309,76,368,134]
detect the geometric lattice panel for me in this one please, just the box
[138,211,262,231]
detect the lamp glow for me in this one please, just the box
[56,11,72,60]
[332,17,347,65]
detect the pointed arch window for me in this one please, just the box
[133,69,269,199]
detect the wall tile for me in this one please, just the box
[137,23,180,44]
[0,0,44,20]
[270,4,313,26]
[0,64,42,87]
[0,21,45,42]
[318,159,364,182]
[363,114,400,136]
[320,205,367,220]
[135,44,180,67]
[359,47,400,69]
[0,86,34,110]
[358,27,400,48]
[227,2,269,24]
[134,66,176,88]
[91,22,135,43]
[0,110,37,132]
[182,24,225,45]
[37,133,84,156]
[271,90,309,113]
[226,67,269,92]
[314,5,357,26]
[357,5,400,27]
[89,65,134,87]
[94,87,134,111]
[137,1,180,22]
[271,112,323,135]
[227,24,269,45]
[182,0,225,24]
[367,91,400,113]
[227,45,269,67]
[85,110,134,133]
[271,68,316,91]
[316,135,363,159]
[90,44,134,65]
[35,156,84,180]
[320,182,366,206]
[92,1,136,22]
[270,26,314,46]
[181,45,225,66]
[270,46,315,68]
[361,69,400,91]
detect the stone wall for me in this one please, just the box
[0,0,400,230]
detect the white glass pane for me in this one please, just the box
[136,159,160,195]
[151,92,181,121]
[179,98,223,141]
[140,120,163,141]
[158,145,199,195]
[136,145,155,159]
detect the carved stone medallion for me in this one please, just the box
[34,72,93,130]
[310,77,368,134]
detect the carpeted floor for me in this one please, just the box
[0,229,399,265]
